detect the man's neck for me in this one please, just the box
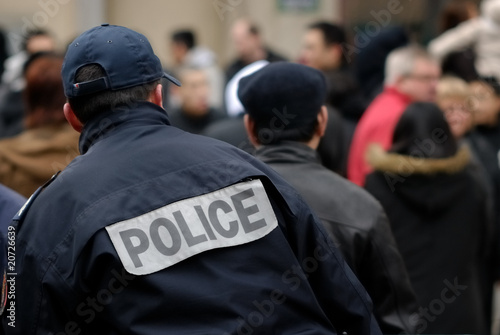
[306,136,321,150]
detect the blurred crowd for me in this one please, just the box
[0,0,500,334]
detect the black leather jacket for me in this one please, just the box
[256,141,418,334]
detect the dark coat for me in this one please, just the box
[256,141,418,334]
[5,102,382,334]
[365,144,491,335]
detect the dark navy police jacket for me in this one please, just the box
[3,102,381,334]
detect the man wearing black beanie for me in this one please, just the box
[240,61,419,335]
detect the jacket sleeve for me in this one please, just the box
[360,207,419,334]
[428,18,481,63]
[267,180,382,335]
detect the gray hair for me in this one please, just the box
[384,45,435,86]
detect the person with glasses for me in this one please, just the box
[347,45,441,186]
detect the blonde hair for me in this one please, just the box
[436,76,471,101]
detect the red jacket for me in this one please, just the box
[347,87,412,186]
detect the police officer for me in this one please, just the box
[3,24,381,334]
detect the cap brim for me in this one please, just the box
[163,72,181,87]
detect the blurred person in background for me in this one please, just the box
[348,45,441,186]
[240,62,418,334]
[436,77,499,220]
[437,76,500,216]
[1,29,55,92]
[434,0,479,81]
[169,29,223,109]
[429,0,500,80]
[365,102,492,335]
[171,30,195,66]
[300,21,367,122]
[168,66,225,134]
[225,18,287,83]
[300,21,367,175]
[0,52,79,198]
[437,77,500,327]
[0,29,56,138]
[437,76,474,139]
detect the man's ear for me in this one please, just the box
[150,84,163,108]
[64,103,83,133]
[244,114,260,147]
[316,105,328,137]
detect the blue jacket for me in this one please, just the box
[3,102,381,335]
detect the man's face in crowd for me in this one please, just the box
[399,58,441,102]
[179,69,210,117]
[231,21,260,61]
[301,28,341,71]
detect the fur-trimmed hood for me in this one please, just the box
[365,144,474,215]
[366,144,471,176]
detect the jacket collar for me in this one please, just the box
[79,102,170,154]
[366,143,471,175]
[255,141,321,165]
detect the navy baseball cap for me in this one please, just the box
[62,24,180,98]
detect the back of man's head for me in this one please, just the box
[68,65,160,124]
[238,62,326,145]
[62,24,180,125]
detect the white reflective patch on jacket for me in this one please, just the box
[105,179,278,275]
